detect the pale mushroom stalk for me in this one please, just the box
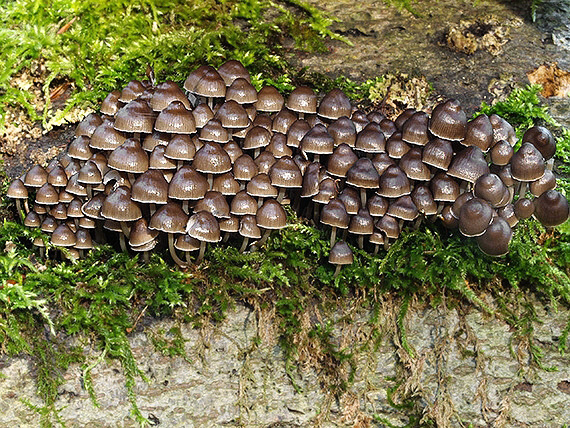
[519,181,528,197]
[330,226,338,248]
[168,233,188,268]
[547,158,554,170]
[333,265,342,278]
[196,240,207,263]
[239,236,250,253]
[357,235,364,250]
[277,188,286,203]
[128,172,137,186]
[360,188,367,207]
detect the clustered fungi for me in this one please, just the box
[6,61,570,273]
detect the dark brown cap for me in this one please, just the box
[458,197,494,237]
[150,81,191,112]
[522,125,556,160]
[329,240,353,265]
[346,158,380,189]
[398,147,431,182]
[510,142,546,182]
[462,114,493,152]
[377,165,411,198]
[239,214,261,239]
[154,101,196,134]
[321,199,350,229]
[401,111,430,146]
[149,202,189,234]
[100,90,122,116]
[256,199,287,229]
[476,217,512,256]
[108,138,149,174]
[327,143,358,178]
[429,99,467,141]
[193,141,232,175]
[490,140,514,166]
[131,169,169,204]
[89,120,127,151]
[255,86,284,113]
[217,60,251,86]
[318,89,352,120]
[114,99,156,134]
[231,190,258,216]
[533,189,569,227]
[430,172,460,202]
[328,116,357,147]
[75,113,103,138]
[226,78,257,104]
[194,191,231,219]
[287,86,317,115]
[447,146,490,184]
[168,166,208,201]
[101,186,142,222]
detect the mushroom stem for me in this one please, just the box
[357,235,364,250]
[120,221,130,238]
[313,202,320,223]
[207,173,213,190]
[207,97,213,110]
[547,158,554,171]
[373,244,379,255]
[150,203,157,217]
[257,228,272,247]
[185,250,192,264]
[119,233,127,253]
[239,236,249,253]
[143,251,150,264]
[277,187,286,203]
[330,226,337,248]
[15,200,25,219]
[196,240,207,264]
[128,173,136,186]
[254,148,260,159]
[519,181,528,197]
[182,200,189,215]
[360,188,367,207]
[314,153,320,163]
[86,184,93,200]
[333,264,341,278]
[168,233,188,268]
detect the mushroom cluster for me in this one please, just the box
[6,60,569,270]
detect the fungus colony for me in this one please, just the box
[6,60,570,272]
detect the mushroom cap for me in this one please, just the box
[256,199,287,229]
[100,90,122,116]
[255,86,284,112]
[65,173,87,198]
[194,191,231,219]
[35,183,60,205]
[367,194,389,217]
[174,234,200,252]
[269,156,303,188]
[450,191,474,219]
[513,197,535,219]
[81,193,106,220]
[462,114,494,152]
[287,86,317,115]
[375,214,400,239]
[254,150,277,174]
[476,217,513,256]
[183,65,216,92]
[286,119,311,148]
[24,210,41,228]
[314,177,339,205]
[422,137,453,170]
[266,133,292,158]
[490,140,514,166]
[300,162,323,198]
[41,215,58,233]
[154,100,196,134]
[510,142,546,182]
[186,210,221,242]
[318,88,352,120]
[50,202,68,220]
[214,100,249,129]
[164,134,197,162]
[447,146,490,184]
[89,120,127,151]
[193,141,232,174]
[217,60,251,86]
[108,138,149,174]
[402,111,430,146]
[7,179,28,199]
[149,145,177,171]
[192,103,215,129]
[355,128,386,154]
[226,77,257,104]
[474,173,508,207]
[329,240,353,266]
[168,165,209,201]
[351,110,369,133]
[77,160,103,185]
[272,108,297,134]
[142,131,170,152]
[387,195,419,221]
[149,202,189,234]
[328,116,357,147]
[522,125,556,160]
[238,214,261,239]
[530,169,556,197]
[372,152,396,176]
[377,165,411,198]
[385,132,411,160]
[51,223,77,247]
[114,99,155,134]
[74,228,94,250]
[498,203,519,228]
[429,99,467,141]
[300,124,334,155]
[68,136,94,161]
[399,147,431,181]
[379,119,398,139]
[321,198,350,229]
[231,190,258,216]
[439,205,459,229]
[430,172,460,202]
[489,114,517,146]
[346,157,380,189]
[533,189,569,227]
[327,143,358,178]
[247,173,278,198]
[200,118,230,143]
[411,185,438,216]
[101,186,142,222]
[349,209,378,236]
[233,154,258,181]
[458,197,494,237]
[219,215,240,233]
[75,113,103,138]
[244,126,272,151]
[212,172,240,196]
[394,108,416,131]
[150,80,191,111]
[191,68,226,99]
[131,169,169,204]
[118,80,146,103]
